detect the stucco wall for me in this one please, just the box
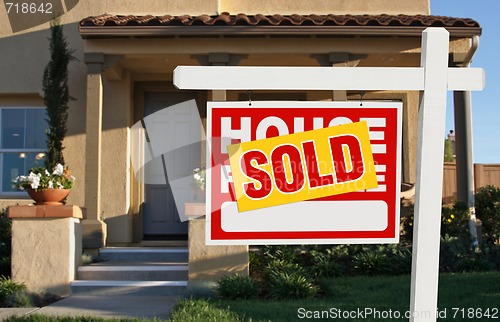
[220,0,429,15]
[0,0,429,39]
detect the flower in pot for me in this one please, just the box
[14,163,76,205]
[192,167,206,192]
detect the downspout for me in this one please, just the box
[454,35,479,245]
[462,36,479,68]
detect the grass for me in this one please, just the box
[4,272,499,322]
[2,316,167,322]
[2,317,160,322]
[172,272,500,322]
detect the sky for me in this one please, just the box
[430,1,499,163]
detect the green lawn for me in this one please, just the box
[5,272,499,322]
[172,272,500,322]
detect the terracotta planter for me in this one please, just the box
[27,188,71,206]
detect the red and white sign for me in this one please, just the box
[206,101,402,245]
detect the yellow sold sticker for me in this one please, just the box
[227,121,378,212]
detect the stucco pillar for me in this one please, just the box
[9,205,83,297]
[185,53,249,285]
[83,53,106,249]
[186,204,249,287]
[329,52,358,101]
[209,53,229,101]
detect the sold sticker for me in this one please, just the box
[227,121,378,212]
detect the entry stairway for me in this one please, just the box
[71,247,188,296]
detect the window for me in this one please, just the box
[0,107,47,195]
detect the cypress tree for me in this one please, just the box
[42,19,74,170]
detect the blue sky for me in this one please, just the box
[431,1,499,163]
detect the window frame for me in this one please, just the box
[0,106,47,197]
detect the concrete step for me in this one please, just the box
[99,247,189,263]
[70,280,188,296]
[78,265,188,281]
[89,261,188,266]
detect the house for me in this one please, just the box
[0,0,481,283]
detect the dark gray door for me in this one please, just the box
[143,92,199,237]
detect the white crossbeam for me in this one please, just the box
[174,66,484,91]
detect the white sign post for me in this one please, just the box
[173,28,485,322]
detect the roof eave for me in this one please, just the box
[79,25,482,39]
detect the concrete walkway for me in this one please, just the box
[0,295,180,320]
[0,308,39,320]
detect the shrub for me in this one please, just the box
[439,234,468,272]
[0,209,11,278]
[81,253,96,266]
[267,271,318,299]
[385,244,412,275]
[353,249,389,276]
[441,202,470,240]
[265,259,304,277]
[400,205,415,244]
[0,276,27,307]
[261,245,298,264]
[483,244,500,270]
[2,289,32,308]
[308,249,344,278]
[216,274,260,299]
[248,250,264,277]
[475,185,500,245]
[186,281,218,300]
[457,256,494,273]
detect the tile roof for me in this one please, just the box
[79,13,481,37]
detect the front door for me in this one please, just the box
[143,92,199,237]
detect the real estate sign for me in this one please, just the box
[207,101,402,245]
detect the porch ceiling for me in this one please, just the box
[115,52,422,76]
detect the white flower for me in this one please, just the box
[53,163,64,176]
[45,169,50,176]
[26,172,40,189]
[30,177,40,190]
[48,180,53,188]
[57,182,63,189]
[194,173,201,180]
